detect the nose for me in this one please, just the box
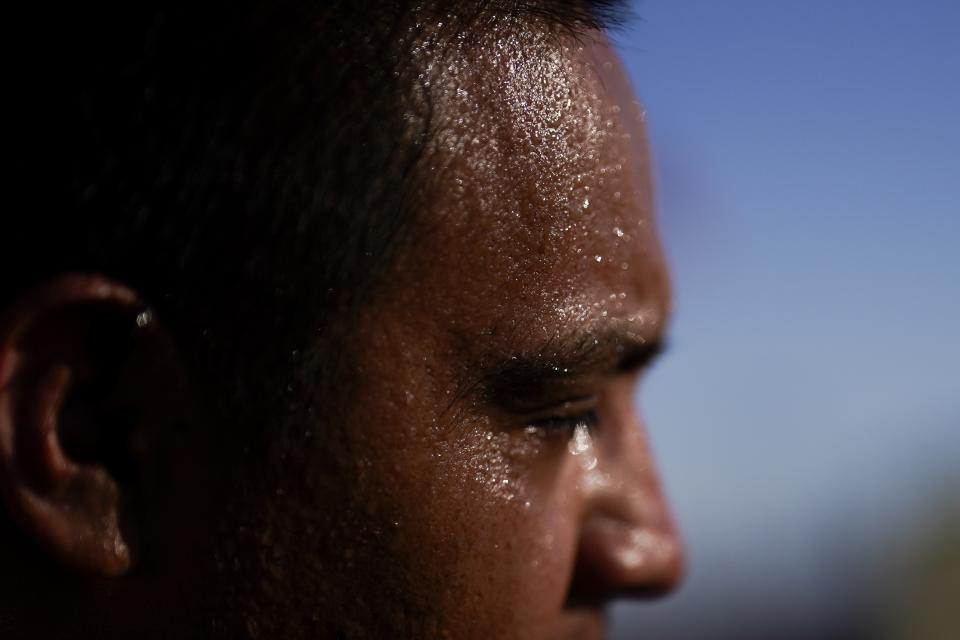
[567,418,684,603]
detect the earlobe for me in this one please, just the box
[0,275,150,577]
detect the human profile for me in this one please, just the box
[0,1,682,637]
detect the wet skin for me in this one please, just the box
[0,25,681,640]
[241,31,683,639]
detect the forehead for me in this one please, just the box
[403,26,666,319]
[375,27,668,366]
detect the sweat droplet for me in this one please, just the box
[568,422,599,472]
[568,423,591,456]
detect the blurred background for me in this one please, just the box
[610,1,960,638]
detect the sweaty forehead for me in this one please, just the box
[387,25,668,351]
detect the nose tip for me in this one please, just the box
[568,517,684,603]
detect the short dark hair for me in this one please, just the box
[6,0,628,433]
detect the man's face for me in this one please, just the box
[246,32,681,640]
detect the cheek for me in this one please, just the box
[425,428,578,612]
[382,420,584,625]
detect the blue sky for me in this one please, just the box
[610,1,960,635]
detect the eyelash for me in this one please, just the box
[531,409,598,433]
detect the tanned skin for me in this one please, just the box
[0,23,681,640]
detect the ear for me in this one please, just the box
[0,275,169,576]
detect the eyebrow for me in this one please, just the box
[522,0,633,33]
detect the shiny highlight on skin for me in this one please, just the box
[215,22,682,639]
[0,6,681,640]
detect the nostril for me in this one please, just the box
[565,518,684,606]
